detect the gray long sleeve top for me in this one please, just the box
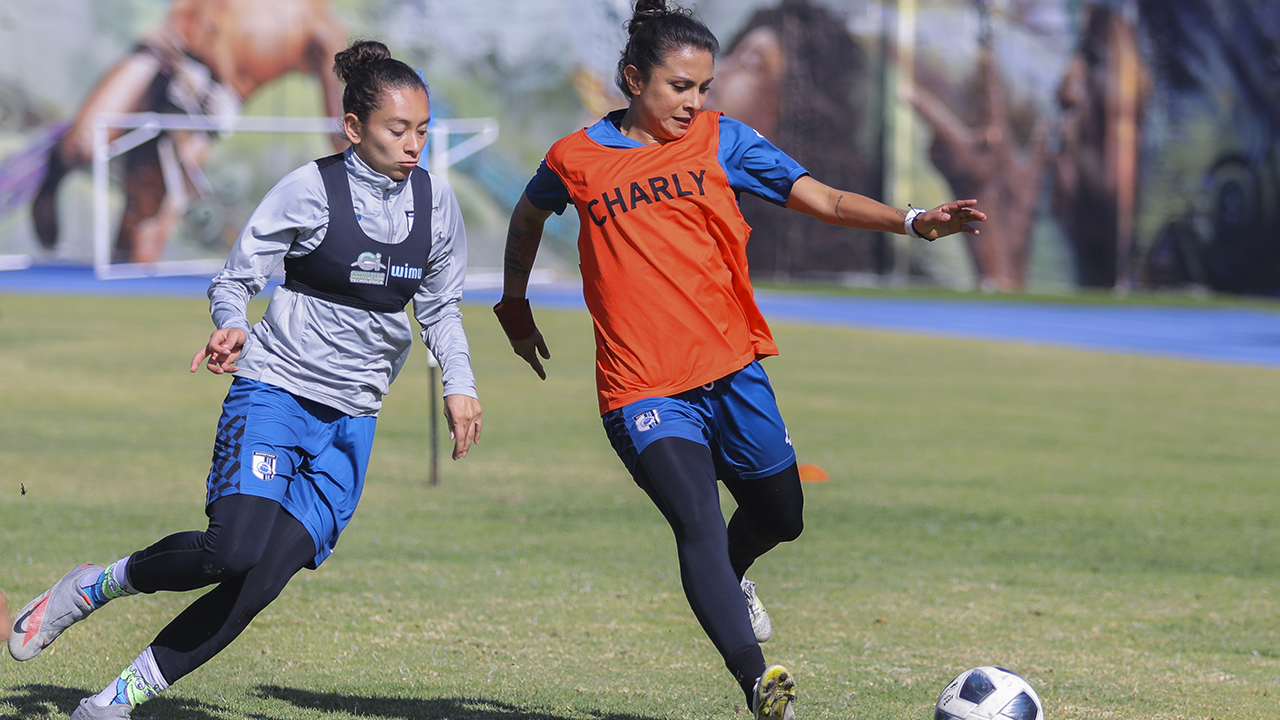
[207,147,477,417]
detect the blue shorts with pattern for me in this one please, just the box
[603,361,796,481]
[206,377,376,568]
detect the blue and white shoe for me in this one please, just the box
[8,564,102,661]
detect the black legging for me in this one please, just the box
[631,437,803,698]
[125,494,316,684]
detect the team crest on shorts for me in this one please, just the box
[633,409,661,432]
[252,451,277,481]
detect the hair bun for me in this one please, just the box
[627,0,674,36]
[332,40,393,85]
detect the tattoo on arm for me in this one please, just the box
[504,229,538,279]
[834,194,844,221]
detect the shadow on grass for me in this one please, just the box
[253,685,666,720]
[0,684,230,719]
[0,685,85,719]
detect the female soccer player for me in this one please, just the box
[8,40,482,720]
[494,2,984,719]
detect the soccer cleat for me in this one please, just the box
[8,564,102,661]
[741,577,772,643]
[70,698,132,720]
[753,664,797,720]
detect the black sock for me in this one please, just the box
[726,642,767,707]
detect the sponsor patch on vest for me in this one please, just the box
[252,451,277,481]
[633,409,661,432]
[390,262,424,280]
[350,252,387,285]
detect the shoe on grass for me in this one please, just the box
[8,564,102,661]
[70,698,132,719]
[752,664,797,720]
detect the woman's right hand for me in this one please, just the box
[494,293,551,380]
[511,330,551,380]
[497,193,554,380]
[191,327,247,375]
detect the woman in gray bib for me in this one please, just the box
[8,40,481,720]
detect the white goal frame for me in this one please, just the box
[91,112,498,279]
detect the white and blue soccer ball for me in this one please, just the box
[934,666,1044,720]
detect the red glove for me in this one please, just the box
[493,295,538,342]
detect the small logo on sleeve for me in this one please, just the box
[633,409,661,432]
[252,451,277,481]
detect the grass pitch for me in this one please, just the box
[1,293,1278,720]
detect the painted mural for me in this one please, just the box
[0,0,1274,293]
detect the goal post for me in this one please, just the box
[91,112,498,280]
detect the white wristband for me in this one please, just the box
[904,206,927,239]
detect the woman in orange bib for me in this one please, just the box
[496,2,985,717]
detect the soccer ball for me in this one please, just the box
[934,666,1043,720]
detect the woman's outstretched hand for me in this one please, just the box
[912,199,987,239]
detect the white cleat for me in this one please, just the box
[741,577,772,643]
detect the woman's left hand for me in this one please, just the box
[191,327,247,375]
[912,199,987,239]
[443,394,483,460]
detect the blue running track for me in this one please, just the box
[4,265,1280,369]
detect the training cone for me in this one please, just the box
[798,464,828,482]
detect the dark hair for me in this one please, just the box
[333,40,428,123]
[615,0,720,98]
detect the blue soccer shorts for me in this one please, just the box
[205,377,376,568]
[603,360,796,481]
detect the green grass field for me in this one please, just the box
[2,293,1278,720]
